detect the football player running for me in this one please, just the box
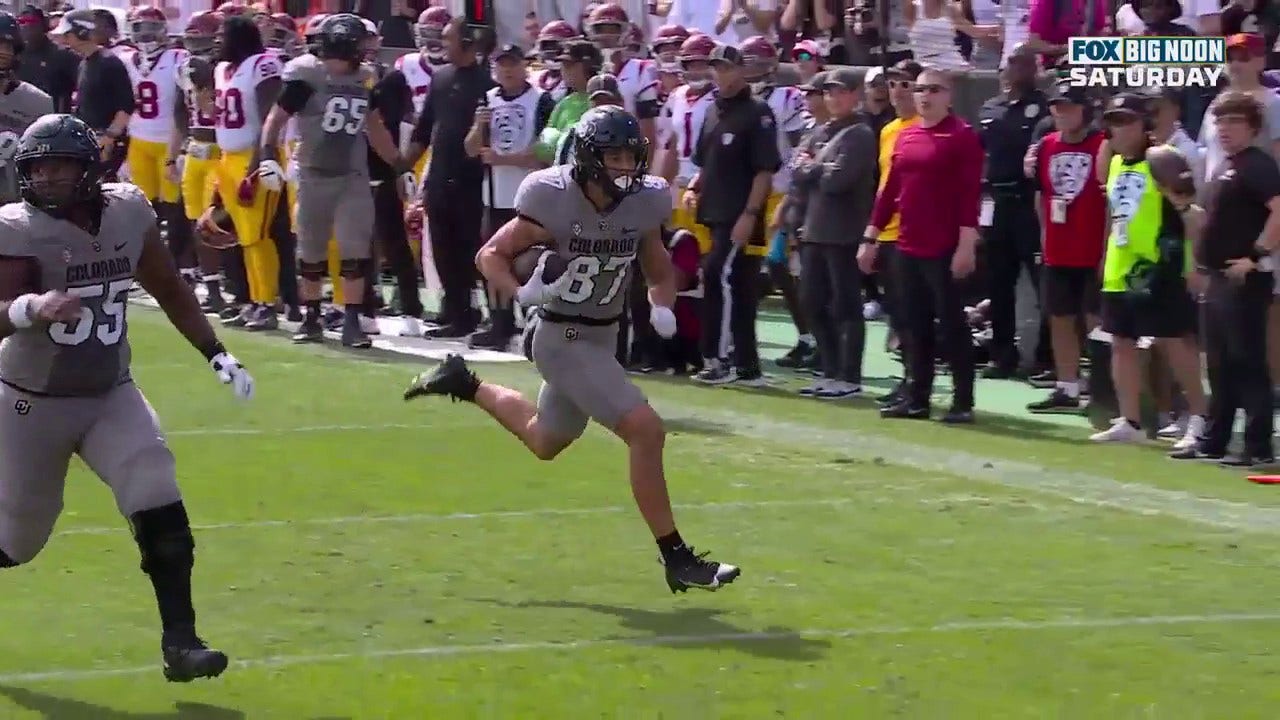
[173,10,229,313]
[260,13,403,348]
[405,106,740,594]
[0,11,53,205]
[123,7,194,283]
[0,114,253,681]
[206,15,283,331]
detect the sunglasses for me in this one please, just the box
[793,51,815,61]
[888,79,914,89]
[913,83,948,94]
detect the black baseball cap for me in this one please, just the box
[885,58,924,80]
[1048,81,1089,106]
[1103,93,1149,120]
[557,40,602,66]
[822,66,862,92]
[708,42,742,67]
[798,70,828,93]
[587,73,622,101]
[493,43,525,62]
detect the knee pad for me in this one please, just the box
[130,501,195,575]
[298,260,326,281]
[339,258,368,280]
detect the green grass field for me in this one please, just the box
[3,307,1280,719]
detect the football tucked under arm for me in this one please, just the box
[511,245,569,286]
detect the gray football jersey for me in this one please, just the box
[0,184,155,397]
[0,83,53,203]
[516,165,672,321]
[284,53,372,177]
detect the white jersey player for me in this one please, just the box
[740,36,809,196]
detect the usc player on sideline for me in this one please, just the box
[122,7,192,276]
[206,14,283,331]
[661,33,716,253]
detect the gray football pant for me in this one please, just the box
[295,173,374,263]
[0,382,180,563]
[531,319,647,441]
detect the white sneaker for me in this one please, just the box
[1156,413,1186,439]
[1090,418,1144,443]
[398,317,423,337]
[799,379,829,396]
[1173,415,1206,451]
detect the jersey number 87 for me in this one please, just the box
[559,255,633,305]
[322,97,368,135]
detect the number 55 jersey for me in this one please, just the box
[0,185,155,397]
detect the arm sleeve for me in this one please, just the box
[871,141,904,229]
[533,92,556,136]
[276,79,314,115]
[411,89,434,145]
[1247,152,1280,205]
[819,125,876,194]
[748,104,783,174]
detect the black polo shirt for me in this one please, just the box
[692,85,782,227]
[978,89,1049,189]
[1200,146,1280,270]
[410,61,495,189]
[17,39,79,113]
[74,47,134,131]
[368,68,412,183]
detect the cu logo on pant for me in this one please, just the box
[14,399,30,416]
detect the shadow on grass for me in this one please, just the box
[0,686,246,720]
[473,598,829,662]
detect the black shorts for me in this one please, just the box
[1041,266,1100,317]
[1100,290,1197,339]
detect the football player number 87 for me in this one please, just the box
[47,279,133,346]
[322,96,368,134]
[558,255,633,304]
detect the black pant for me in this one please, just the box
[425,180,483,324]
[269,199,298,308]
[799,243,865,383]
[376,179,421,316]
[1202,272,1274,456]
[701,225,761,371]
[898,252,975,409]
[984,194,1045,369]
[480,207,517,335]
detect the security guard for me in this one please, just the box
[977,42,1051,379]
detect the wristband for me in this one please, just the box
[199,339,227,361]
[262,145,279,161]
[8,293,35,329]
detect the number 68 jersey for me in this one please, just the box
[515,165,672,322]
[283,53,375,178]
[0,185,156,397]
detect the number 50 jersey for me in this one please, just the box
[0,185,156,397]
[516,165,671,322]
[283,53,375,177]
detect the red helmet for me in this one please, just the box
[216,2,250,18]
[738,35,777,81]
[652,24,689,52]
[415,6,450,58]
[537,20,579,67]
[183,10,221,56]
[678,33,715,64]
[128,6,168,54]
[586,2,627,47]
[267,13,300,56]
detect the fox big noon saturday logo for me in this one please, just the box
[1067,36,1225,89]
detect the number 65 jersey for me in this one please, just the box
[516,165,672,322]
[0,185,155,397]
[283,53,375,178]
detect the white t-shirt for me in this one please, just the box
[668,0,731,42]
[721,0,778,43]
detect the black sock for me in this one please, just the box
[131,502,197,637]
[203,279,220,297]
[656,530,686,558]
[305,300,321,322]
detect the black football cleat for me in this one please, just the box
[162,636,228,683]
[292,317,324,343]
[662,548,740,594]
[404,353,480,402]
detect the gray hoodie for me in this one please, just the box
[791,114,878,246]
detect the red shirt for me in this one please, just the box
[871,114,984,259]
[1036,130,1108,268]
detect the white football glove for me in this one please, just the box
[256,159,285,192]
[398,171,417,201]
[650,304,678,339]
[515,252,570,307]
[210,351,255,401]
[0,131,20,163]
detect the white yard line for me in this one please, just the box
[164,422,465,437]
[1,612,1276,684]
[57,498,859,536]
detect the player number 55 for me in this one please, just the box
[47,279,132,347]
[559,255,633,305]
[322,96,368,135]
